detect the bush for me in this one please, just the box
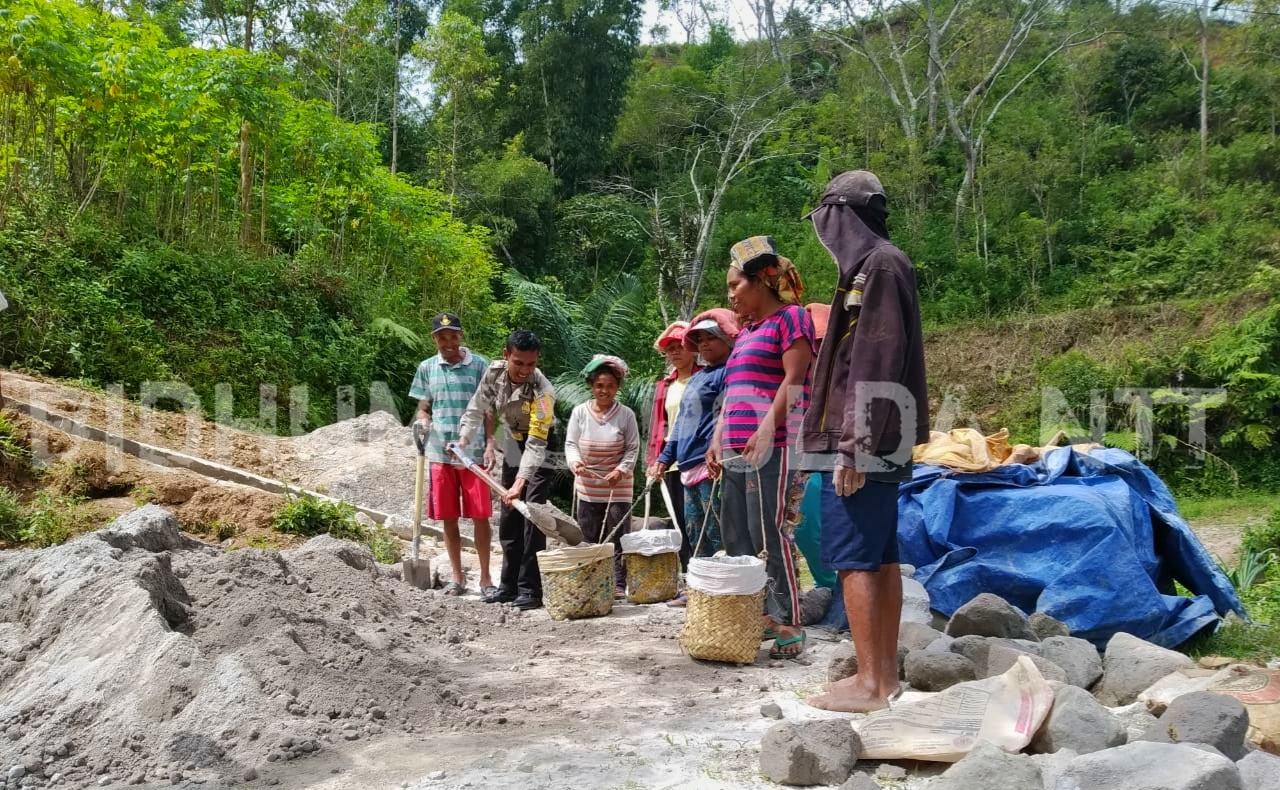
[0,486,27,544]
[0,413,30,476]
[23,490,87,548]
[272,493,364,541]
[1243,508,1280,555]
[364,523,403,565]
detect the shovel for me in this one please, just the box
[401,421,432,589]
[446,443,585,546]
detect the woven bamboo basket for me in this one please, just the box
[538,544,616,621]
[680,588,766,664]
[624,551,679,604]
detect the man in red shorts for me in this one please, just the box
[410,313,496,597]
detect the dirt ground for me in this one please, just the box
[0,369,1261,789]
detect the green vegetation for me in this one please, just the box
[0,0,1277,499]
[271,491,400,563]
[22,490,89,548]
[0,486,25,545]
[0,414,31,476]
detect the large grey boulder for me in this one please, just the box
[760,720,861,786]
[801,587,833,626]
[827,642,858,684]
[1056,741,1243,790]
[901,576,933,625]
[1111,701,1160,743]
[1029,749,1078,790]
[1237,750,1280,790]
[1030,685,1128,755]
[904,650,977,692]
[1094,632,1195,706]
[946,594,1039,641]
[1136,690,1251,761]
[97,505,202,553]
[1039,636,1103,689]
[1029,612,1071,640]
[986,643,1068,683]
[930,740,1042,790]
[899,621,945,653]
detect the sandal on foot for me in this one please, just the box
[769,632,807,660]
[481,585,498,599]
[763,628,779,641]
[443,582,466,597]
[666,593,688,608]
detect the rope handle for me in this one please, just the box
[692,476,720,558]
[601,476,656,546]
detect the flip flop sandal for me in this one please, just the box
[763,628,779,641]
[442,582,466,597]
[769,632,807,660]
[666,593,688,608]
[481,585,498,599]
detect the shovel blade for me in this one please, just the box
[402,558,432,590]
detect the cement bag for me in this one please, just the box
[620,529,682,556]
[686,555,767,596]
[855,656,1055,762]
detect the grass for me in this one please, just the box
[1184,620,1280,663]
[1174,491,1280,523]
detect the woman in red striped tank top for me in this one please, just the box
[708,235,815,660]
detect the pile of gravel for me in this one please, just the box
[0,506,508,788]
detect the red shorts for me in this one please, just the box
[428,462,493,521]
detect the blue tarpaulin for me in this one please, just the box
[897,447,1245,648]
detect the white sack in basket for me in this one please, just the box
[686,554,767,595]
[620,529,683,556]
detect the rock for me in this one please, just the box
[243,767,258,782]
[760,702,784,720]
[950,634,993,668]
[986,644,1068,684]
[904,651,977,692]
[945,594,1038,641]
[1095,632,1195,706]
[1057,741,1243,790]
[924,636,954,654]
[1039,636,1103,690]
[1029,613,1070,640]
[1237,750,1280,790]
[1109,701,1160,742]
[98,505,202,553]
[898,622,945,653]
[1136,690,1250,761]
[838,773,879,790]
[426,770,446,781]
[800,587,833,626]
[875,764,908,780]
[1030,685,1127,755]
[827,642,859,683]
[1029,749,1078,790]
[931,740,1042,790]
[901,576,932,625]
[8,767,25,783]
[759,720,861,786]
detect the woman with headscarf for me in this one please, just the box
[707,235,815,659]
[645,321,701,568]
[565,354,640,595]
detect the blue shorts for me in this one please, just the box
[819,473,901,571]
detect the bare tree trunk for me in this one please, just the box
[1198,4,1209,193]
[238,0,256,248]
[390,0,401,175]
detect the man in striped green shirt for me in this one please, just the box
[410,313,495,597]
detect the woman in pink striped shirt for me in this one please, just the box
[708,236,815,660]
[565,355,640,595]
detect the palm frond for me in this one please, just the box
[371,316,427,356]
[503,271,579,371]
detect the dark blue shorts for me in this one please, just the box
[819,473,901,571]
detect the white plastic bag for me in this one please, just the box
[620,529,682,556]
[686,554,767,596]
[537,543,615,573]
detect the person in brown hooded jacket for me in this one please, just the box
[801,170,929,713]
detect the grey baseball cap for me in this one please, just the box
[803,170,886,218]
